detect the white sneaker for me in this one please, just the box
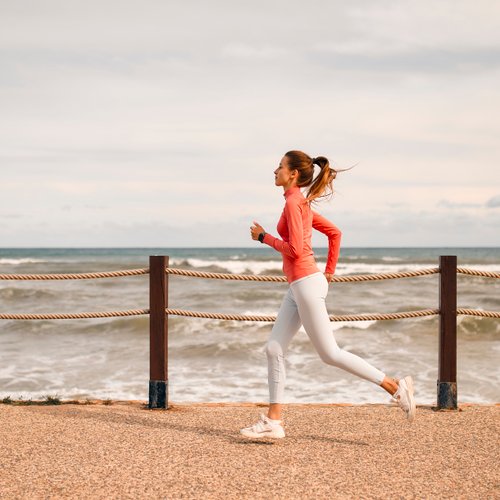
[240,413,285,439]
[393,376,416,422]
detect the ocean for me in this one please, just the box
[0,247,499,404]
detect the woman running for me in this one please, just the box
[240,150,416,439]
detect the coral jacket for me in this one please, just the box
[262,186,342,283]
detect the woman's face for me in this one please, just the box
[274,156,297,189]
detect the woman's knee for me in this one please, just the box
[318,346,343,366]
[265,339,283,359]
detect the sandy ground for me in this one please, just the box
[0,401,498,499]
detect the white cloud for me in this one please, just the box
[437,200,482,209]
[486,195,500,208]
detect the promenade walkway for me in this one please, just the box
[0,402,498,499]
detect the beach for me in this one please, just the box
[0,401,498,499]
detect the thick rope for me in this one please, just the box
[165,267,440,282]
[1,266,498,281]
[456,308,500,319]
[165,308,440,322]
[457,268,500,279]
[0,308,438,321]
[0,309,149,320]
[167,269,287,282]
[1,307,498,321]
[0,268,149,280]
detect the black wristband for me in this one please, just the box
[258,232,266,243]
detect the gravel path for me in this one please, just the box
[0,402,498,499]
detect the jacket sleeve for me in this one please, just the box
[312,210,342,274]
[262,198,304,259]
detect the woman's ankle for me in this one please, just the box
[381,376,399,396]
[267,403,282,421]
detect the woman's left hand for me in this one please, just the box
[250,221,266,241]
[324,272,334,283]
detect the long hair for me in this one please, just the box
[284,150,350,203]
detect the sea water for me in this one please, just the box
[0,247,499,404]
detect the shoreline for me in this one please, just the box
[2,398,499,407]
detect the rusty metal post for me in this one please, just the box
[437,255,458,410]
[149,256,169,409]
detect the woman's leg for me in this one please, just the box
[292,276,415,419]
[291,273,386,386]
[266,287,302,420]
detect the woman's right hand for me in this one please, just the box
[250,221,265,241]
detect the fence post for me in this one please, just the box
[149,255,169,409]
[437,255,457,410]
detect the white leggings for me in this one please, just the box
[266,272,386,403]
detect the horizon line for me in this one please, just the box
[1,246,499,250]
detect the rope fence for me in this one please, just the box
[1,255,498,410]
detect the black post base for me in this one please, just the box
[149,380,168,409]
[437,381,457,410]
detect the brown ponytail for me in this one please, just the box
[284,150,346,203]
[306,156,335,202]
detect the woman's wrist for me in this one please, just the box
[258,232,266,243]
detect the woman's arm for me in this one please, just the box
[312,210,342,275]
[259,199,305,259]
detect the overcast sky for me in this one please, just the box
[1,0,499,247]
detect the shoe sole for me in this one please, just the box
[403,376,416,422]
[240,429,285,439]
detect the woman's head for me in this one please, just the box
[275,150,338,203]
